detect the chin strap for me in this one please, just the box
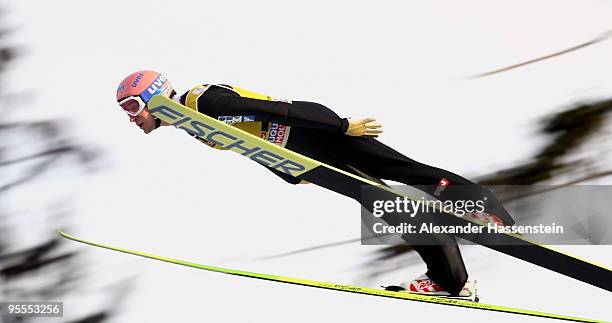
[154,117,161,129]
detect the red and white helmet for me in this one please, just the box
[116,70,174,116]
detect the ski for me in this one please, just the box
[147,95,612,293]
[56,230,606,323]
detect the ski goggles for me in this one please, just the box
[118,95,147,117]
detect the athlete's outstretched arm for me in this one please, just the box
[199,86,349,133]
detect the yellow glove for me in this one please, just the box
[345,117,383,137]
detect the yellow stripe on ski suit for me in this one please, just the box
[184,84,290,149]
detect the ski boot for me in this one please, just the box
[464,211,504,226]
[384,274,479,302]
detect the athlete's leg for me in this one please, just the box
[285,130,493,294]
[333,136,510,294]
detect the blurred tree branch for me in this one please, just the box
[0,7,126,323]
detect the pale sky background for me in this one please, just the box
[4,0,612,322]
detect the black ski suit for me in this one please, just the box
[180,85,514,295]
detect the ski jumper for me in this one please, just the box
[177,84,514,295]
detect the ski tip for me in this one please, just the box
[55,228,72,239]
